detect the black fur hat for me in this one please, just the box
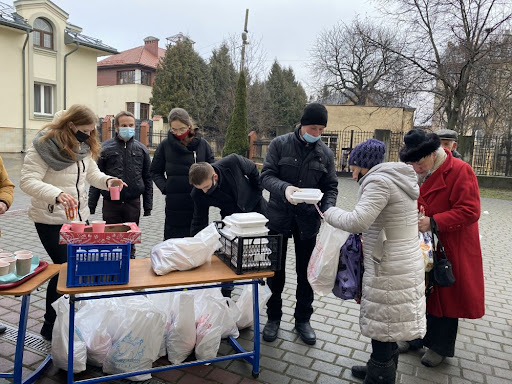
[399,129,441,163]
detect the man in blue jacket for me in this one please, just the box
[260,103,338,345]
[89,111,153,257]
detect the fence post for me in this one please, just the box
[374,129,391,162]
[140,121,149,147]
[248,131,258,160]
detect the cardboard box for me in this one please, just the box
[59,223,141,245]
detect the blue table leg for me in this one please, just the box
[12,294,30,384]
[251,280,260,378]
[67,295,75,383]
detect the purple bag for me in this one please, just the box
[332,234,363,300]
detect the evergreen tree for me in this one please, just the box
[222,71,249,157]
[247,79,273,137]
[209,43,237,134]
[150,40,214,127]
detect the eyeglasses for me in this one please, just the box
[171,126,189,134]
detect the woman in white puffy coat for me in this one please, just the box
[20,105,125,341]
[324,139,425,384]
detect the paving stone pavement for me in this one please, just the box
[0,153,511,384]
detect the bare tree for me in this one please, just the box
[309,18,410,106]
[225,33,268,82]
[374,0,512,133]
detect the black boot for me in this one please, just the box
[351,365,367,379]
[364,358,397,384]
[262,320,280,342]
[40,321,53,341]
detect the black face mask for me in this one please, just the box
[205,175,218,195]
[357,172,364,182]
[75,130,89,143]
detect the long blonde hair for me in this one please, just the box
[39,104,101,160]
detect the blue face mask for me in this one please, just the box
[119,127,135,140]
[303,132,321,143]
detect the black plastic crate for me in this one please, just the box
[214,222,283,275]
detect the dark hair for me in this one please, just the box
[189,162,214,185]
[114,111,135,127]
[399,129,441,163]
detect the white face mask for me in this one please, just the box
[119,127,135,140]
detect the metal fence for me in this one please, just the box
[143,128,511,176]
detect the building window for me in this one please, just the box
[33,18,53,50]
[118,70,135,85]
[34,83,54,115]
[141,71,151,85]
[126,102,134,115]
[140,103,149,120]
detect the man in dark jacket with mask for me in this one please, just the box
[260,103,338,345]
[89,111,153,257]
[189,153,267,236]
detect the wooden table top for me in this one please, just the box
[57,255,274,295]
[0,264,60,296]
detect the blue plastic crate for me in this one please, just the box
[66,243,130,287]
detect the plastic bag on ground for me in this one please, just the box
[150,223,221,275]
[103,300,166,381]
[236,283,272,329]
[166,293,196,364]
[75,304,113,367]
[51,296,87,373]
[307,222,350,296]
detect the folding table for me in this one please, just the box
[57,256,273,383]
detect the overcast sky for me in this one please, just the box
[49,0,376,95]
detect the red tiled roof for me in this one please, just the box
[98,46,165,69]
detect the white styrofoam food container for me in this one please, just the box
[226,212,268,228]
[291,188,324,204]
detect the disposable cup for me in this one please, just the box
[71,221,86,233]
[0,248,2,253]
[0,261,9,276]
[14,250,32,257]
[16,254,33,276]
[91,220,106,233]
[65,204,79,221]
[109,186,121,200]
[5,257,16,274]
[0,252,14,259]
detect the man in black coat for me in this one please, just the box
[189,153,267,236]
[89,111,153,257]
[260,103,338,345]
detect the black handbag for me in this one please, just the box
[429,218,455,288]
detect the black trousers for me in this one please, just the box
[423,314,458,357]
[35,223,68,325]
[266,224,316,323]
[103,198,140,257]
[371,339,398,363]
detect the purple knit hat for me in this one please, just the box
[348,139,386,169]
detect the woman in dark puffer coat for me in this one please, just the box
[150,108,214,239]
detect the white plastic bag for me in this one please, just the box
[151,223,221,275]
[51,296,87,373]
[194,296,226,360]
[166,293,196,364]
[75,304,113,367]
[236,283,272,329]
[307,222,350,296]
[103,301,166,381]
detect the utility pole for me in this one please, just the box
[240,9,249,72]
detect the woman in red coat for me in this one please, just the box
[399,129,485,367]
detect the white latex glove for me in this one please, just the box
[285,186,301,205]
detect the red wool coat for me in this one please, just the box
[419,150,485,319]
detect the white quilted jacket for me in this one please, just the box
[20,146,111,225]
[325,162,426,342]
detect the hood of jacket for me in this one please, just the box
[361,162,419,201]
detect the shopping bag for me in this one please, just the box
[307,222,350,296]
[332,234,362,300]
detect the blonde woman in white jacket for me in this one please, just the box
[20,105,125,341]
[324,139,425,384]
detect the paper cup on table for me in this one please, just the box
[14,250,32,257]
[0,261,9,276]
[5,257,16,274]
[0,252,14,259]
[109,186,121,200]
[71,221,86,233]
[91,220,106,233]
[16,254,33,276]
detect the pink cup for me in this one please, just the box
[91,220,106,233]
[109,186,121,200]
[71,221,86,233]
[0,261,9,276]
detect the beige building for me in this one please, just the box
[0,0,116,153]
